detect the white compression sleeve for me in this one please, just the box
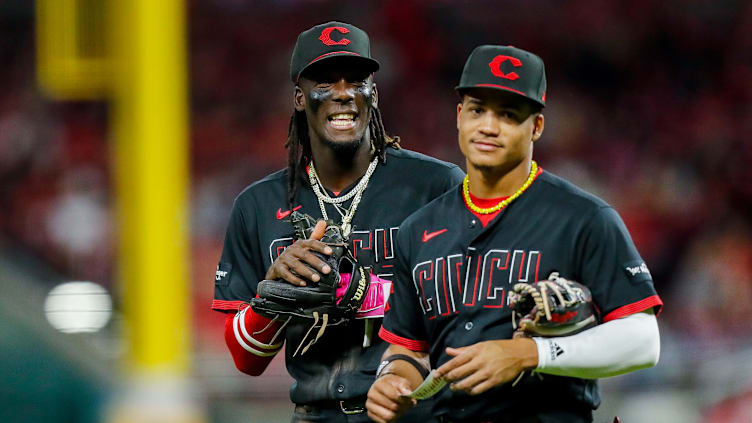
[533,310,659,379]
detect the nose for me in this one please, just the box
[331,78,355,103]
[477,113,500,137]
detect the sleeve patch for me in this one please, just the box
[623,260,652,284]
[215,262,232,286]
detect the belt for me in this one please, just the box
[295,397,367,415]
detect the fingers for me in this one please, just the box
[366,376,415,423]
[467,379,497,395]
[299,239,334,259]
[309,220,327,240]
[447,367,487,394]
[284,248,330,278]
[264,239,333,286]
[436,347,473,379]
[272,265,308,287]
[445,346,467,357]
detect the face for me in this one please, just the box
[295,58,377,154]
[456,89,544,173]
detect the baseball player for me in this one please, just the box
[367,45,663,423]
[211,22,464,422]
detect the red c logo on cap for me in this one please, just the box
[319,27,351,46]
[488,55,522,80]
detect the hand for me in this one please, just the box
[366,374,417,423]
[435,338,538,395]
[264,220,332,286]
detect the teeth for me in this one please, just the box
[330,113,354,121]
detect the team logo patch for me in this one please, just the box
[488,55,522,80]
[623,260,652,284]
[215,262,232,286]
[319,26,350,46]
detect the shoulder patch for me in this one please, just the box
[215,262,232,286]
[623,260,652,284]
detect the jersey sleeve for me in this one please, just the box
[212,194,265,312]
[379,227,430,352]
[437,165,465,195]
[577,206,663,322]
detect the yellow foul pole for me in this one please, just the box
[37,0,200,419]
[112,0,189,375]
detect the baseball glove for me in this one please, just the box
[251,211,369,356]
[508,272,599,337]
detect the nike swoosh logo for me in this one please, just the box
[422,229,448,243]
[276,205,302,220]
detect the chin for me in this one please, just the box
[322,136,363,156]
[468,155,504,170]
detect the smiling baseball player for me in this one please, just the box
[367,45,663,423]
[212,22,464,422]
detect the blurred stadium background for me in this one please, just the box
[1,0,751,422]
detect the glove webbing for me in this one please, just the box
[513,274,584,326]
[511,283,546,328]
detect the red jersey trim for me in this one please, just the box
[212,299,248,312]
[378,327,429,352]
[603,295,663,322]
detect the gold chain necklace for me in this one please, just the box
[463,161,538,215]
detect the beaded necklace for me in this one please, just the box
[463,161,538,214]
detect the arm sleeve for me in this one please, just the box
[533,310,660,379]
[576,207,663,322]
[212,194,266,312]
[224,306,285,376]
[379,227,430,352]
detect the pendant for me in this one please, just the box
[341,222,352,238]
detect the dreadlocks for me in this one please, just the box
[284,106,400,208]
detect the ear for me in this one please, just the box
[371,82,379,109]
[456,103,463,130]
[294,86,305,112]
[532,113,545,142]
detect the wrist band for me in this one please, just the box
[376,354,430,380]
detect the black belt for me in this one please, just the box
[295,397,367,415]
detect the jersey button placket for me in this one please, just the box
[336,384,345,393]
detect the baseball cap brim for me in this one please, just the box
[297,53,380,82]
[454,84,546,108]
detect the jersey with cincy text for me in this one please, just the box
[380,169,663,421]
[212,147,464,407]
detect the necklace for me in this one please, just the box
[308,157,378,237]
[463,161,538,214]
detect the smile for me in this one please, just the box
[328,112,357,130]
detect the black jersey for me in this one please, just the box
[380,169,663,421]
[212,147,464,405]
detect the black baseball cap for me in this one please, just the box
[456,45,546,107]
[290,21,380,83]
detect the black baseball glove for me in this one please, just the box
[508,272,599,337]
[251,211,369,355]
